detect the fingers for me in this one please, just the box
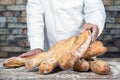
[19,48,42,57]
[19,52,33,57]
[81,23,99,41]
[91,25,99,41]
[80,23,91,33]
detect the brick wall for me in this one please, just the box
[0,0,120,57]
[0,0,29,57]
[101,0,120,55]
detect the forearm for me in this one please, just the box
[26,0,45,50]
[84,0,106,36]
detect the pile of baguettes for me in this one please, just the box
[3,30,110,75]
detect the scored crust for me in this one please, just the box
[59,30,92,69]
[39,36,78,74]
[3,30,110,75]
[3,55,35,68]
[73,58,90,72]
[83,41,107,59]
[25,40,65,70]
[90,60,110,75]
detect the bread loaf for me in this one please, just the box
[90,60,110,75]
[3,40,65,69]
[3,55,35,68]
[59,30,91,69]
[39,36,77,74]
[83,41,107,59]
[25,40,65,70]
[73,58,90,71]
[3,30,110,75]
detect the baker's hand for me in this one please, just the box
[81,23,99,41]
[19,48,42,57]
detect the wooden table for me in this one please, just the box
[0,58,120,80]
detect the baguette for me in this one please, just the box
[59,30,91,69]
[39,36,77,74]
[83,41,107,59]
[3,40,65,69]
[25,40,65,70]
[3,30,110,76]
[3,55,35,68]
[73,58,89,72]
[90,60,110,75]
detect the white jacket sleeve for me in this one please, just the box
[84,0,106,36]
[26,0,45,50]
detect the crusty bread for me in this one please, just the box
[90,60,110,75]
[3,55,35,68]
[3,40,65,69]
[59,30,91,69]
[39,36,77,74]
[25,40,65,70]
[25,52,46,70]
[73,58,90,72]
[3,30,110,75]
[83,41,107,59]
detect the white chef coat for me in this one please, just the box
[26,0,106,51]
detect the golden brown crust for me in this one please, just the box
[25,52,46,70]
[3,55,36,68]
[3,57,25,68]
[59,30,91,69]
[3,30,110,75]
[3,40,65,69]
[89,60,110,75]
[83,41,107,59]
[73,58,90,72]
[39,36,78,74]
[25,40,65,70]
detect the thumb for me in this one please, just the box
[19,52,31,57]
[91,31,96,41]
[91,28,98,41]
